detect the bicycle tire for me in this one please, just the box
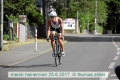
[54,41,59,66]
[58,44,62,64]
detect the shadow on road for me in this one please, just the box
[0,64,57,68]
[64,35,120,42]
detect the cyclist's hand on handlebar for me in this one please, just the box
[46,37,49,42]
[61,36,64,40]
[46,38,49,42]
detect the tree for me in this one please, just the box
[61,0,108,33]
[106,0,120,33]
[4,0,44,26]
[52,0,120,33]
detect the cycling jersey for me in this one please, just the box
[50,17,60,28]
[50,17,61,33]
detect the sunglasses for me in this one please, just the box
[50,16,55,18]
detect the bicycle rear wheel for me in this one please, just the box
[54,41,59,66]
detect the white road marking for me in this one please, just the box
[99,78,107,80]
[113,42,115,45]
[111,74,116,77]
[99,72,110,80]
[109,36,119,80]
[108,62,115,69]
[117,48,120,50]
[115,45,118,48]
[113,56,119,60]
[117,52,120,55]
[108,36,120,80]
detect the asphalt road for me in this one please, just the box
[0,34,120,80]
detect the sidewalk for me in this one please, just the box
[0,40,67,67]
[0,40,49,66]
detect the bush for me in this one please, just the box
[89,23,104,34]
[80,27,85,33]
[89,23,95,33]
[3,34,9,41]
[13,35,18,42]
[97,25,104,33]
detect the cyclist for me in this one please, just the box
[46,11,65,57]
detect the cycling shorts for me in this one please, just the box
[50,26,61,34]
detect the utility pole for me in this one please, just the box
[45,2,48,37]
[0,0,3,50]
[76,10,79,34]
[115,17,116,34]
[94,0,97,34]
[87,21,89,34]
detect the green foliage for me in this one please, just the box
[106,0,120,31]
[4,0,120,34]
[3,34,9,41]
[97,25,104,33]
[89,23,95,32]
[57,0,108,33]
[6,14,19,24]
[89,23,104,33]
[3,33,18,41]
[4,0,44,26]
[13,35,18,42]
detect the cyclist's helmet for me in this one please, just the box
[48,11,57,17]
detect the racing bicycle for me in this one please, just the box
[53,32,63,66]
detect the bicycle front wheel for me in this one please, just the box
[54,41,59,66]
[58,45,62,64]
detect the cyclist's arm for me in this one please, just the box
[58,18,64,36]
[47,19,51,38]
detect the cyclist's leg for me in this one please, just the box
[50,27,56,52]
[57,28,65,53]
